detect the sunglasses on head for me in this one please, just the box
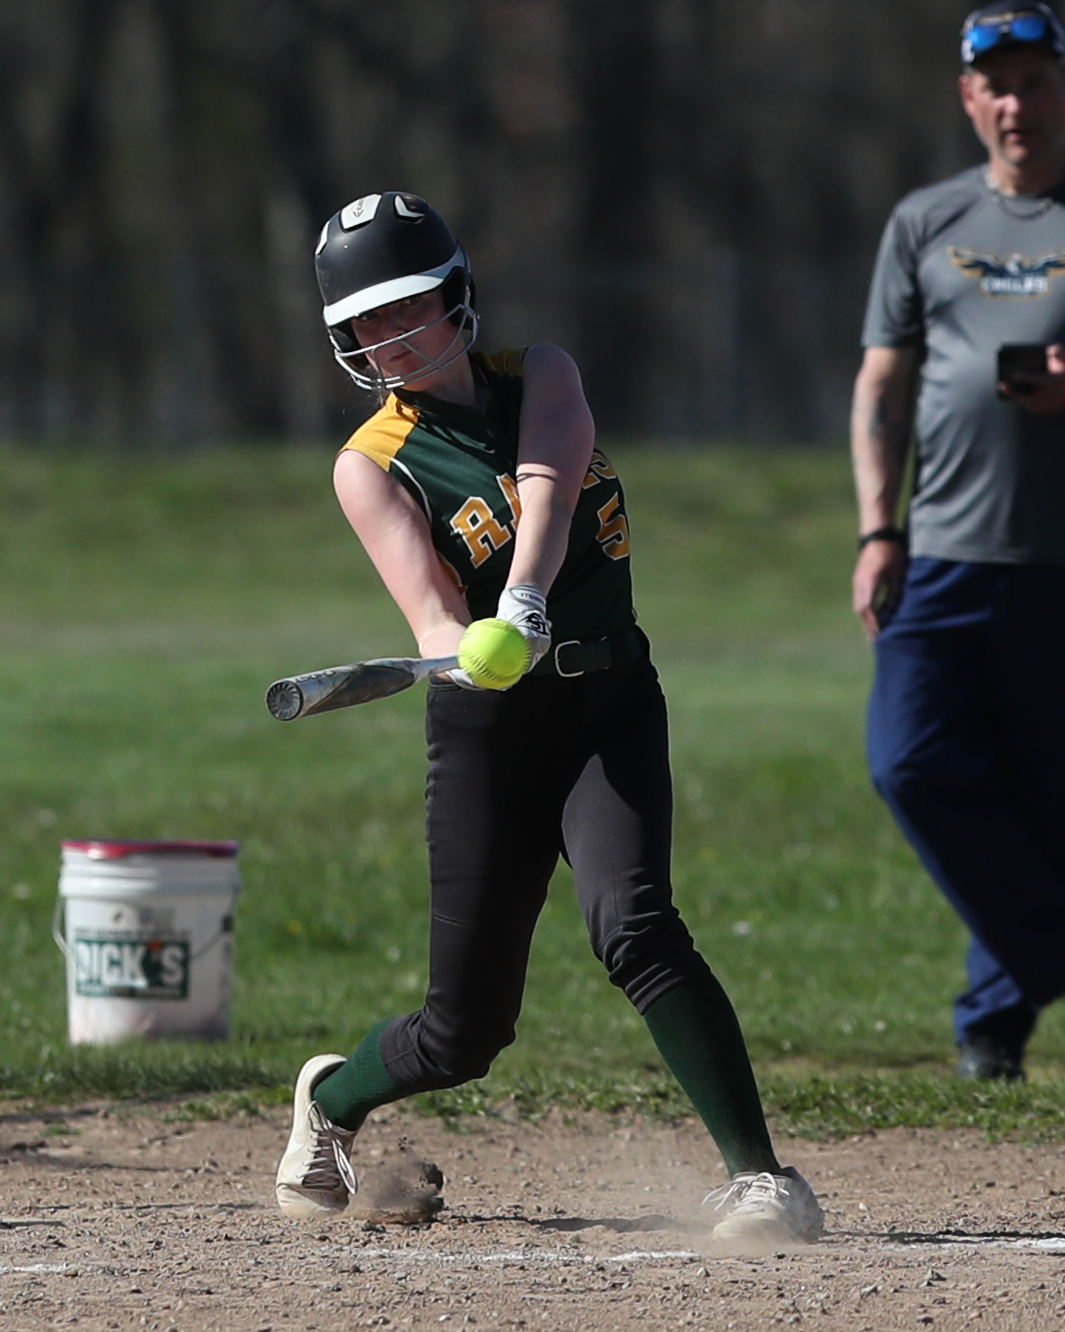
[966,10,1059,57]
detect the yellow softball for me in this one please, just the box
[457,618,529,690]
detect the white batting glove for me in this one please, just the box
[446,665,484,690]
[496,584,552,672]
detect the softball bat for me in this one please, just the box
[266,655,459,721]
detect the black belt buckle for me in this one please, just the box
[554,636,616,676]
[554,640,584,677]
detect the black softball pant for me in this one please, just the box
[377,647,714,1093]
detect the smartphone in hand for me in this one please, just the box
[998,343,1048,397]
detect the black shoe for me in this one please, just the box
[956,1034,1025,1082]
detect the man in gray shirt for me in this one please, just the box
[852,3,1065,1079]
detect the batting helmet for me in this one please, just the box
[314,191,478,392]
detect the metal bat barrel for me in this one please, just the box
[266,657,458,721]
[265,678,311,722]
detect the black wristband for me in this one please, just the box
[857,526,906,551]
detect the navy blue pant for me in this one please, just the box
[867,558,1065,1053]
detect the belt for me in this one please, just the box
[535,626,647,678]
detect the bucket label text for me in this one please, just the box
[73,933,189,999]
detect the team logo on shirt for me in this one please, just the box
[948,246,1065,297]
[447,452,630,571]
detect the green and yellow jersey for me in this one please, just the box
[341,348,636,645]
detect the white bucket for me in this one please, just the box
[54,840,241,1045]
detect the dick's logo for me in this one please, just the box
[73,934,189,1000]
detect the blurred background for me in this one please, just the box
[6,0,1065,1104]
[1,0,981,448]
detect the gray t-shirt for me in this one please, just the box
[863,164,1065,564]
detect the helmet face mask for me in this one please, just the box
[315,191,479,393]
[327,285,479,393]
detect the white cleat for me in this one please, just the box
[704,1166,824,1250]
[276,1054,359,1220]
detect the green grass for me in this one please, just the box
[1,442,1063,1137]
[418,1069,1065,1143]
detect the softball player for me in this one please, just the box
[274,191,822,1247]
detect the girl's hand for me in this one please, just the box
[496,585,552,671]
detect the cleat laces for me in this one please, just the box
[703,1171,784,1212]
[302,1103,358,1195]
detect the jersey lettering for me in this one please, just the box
[450,496,513,567]
[582,450,618,488]
[497,473,522,525]
[596,493,631,560]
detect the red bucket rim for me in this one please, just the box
[61,839,240,860]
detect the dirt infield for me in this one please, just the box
[2,1100,1065,1331]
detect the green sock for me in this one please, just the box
[312,1020,405,1132]
[642,970,780,1178]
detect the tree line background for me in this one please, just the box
[0,0,985,445]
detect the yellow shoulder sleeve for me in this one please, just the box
[475,348,527,379]
[340,395,420,470]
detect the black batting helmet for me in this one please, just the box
[314,191,477,391]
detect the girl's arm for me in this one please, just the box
[506,343,595,595]
[333,450,470,660]
[333,345,594,670]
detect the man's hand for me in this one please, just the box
[852,540,908,642]
[999,343,1065,414]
